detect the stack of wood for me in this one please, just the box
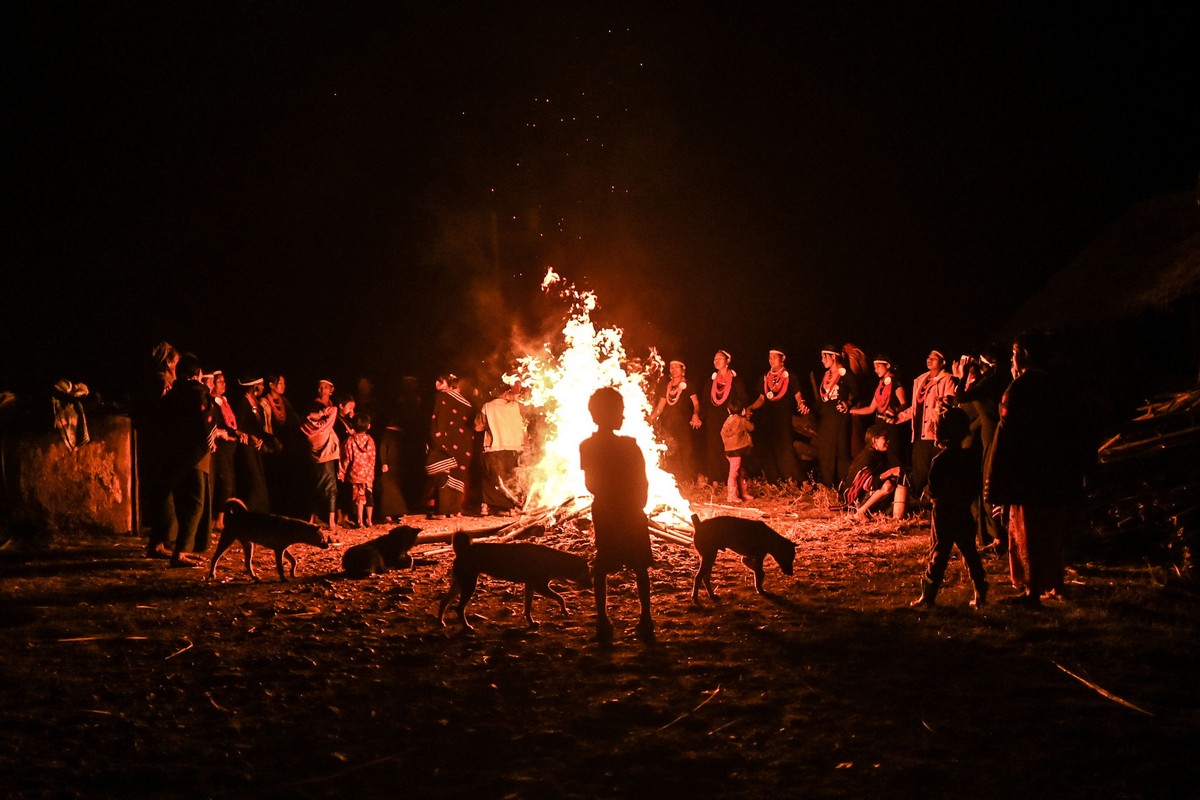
[414,497,697,550]
[1089,387,1200,576]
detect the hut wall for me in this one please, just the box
[3,412,135,536]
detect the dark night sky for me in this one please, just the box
[4,3,1198,401]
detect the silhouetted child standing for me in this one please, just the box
[579,387,654,645]
[720,399,755,504]
[339,413,377,528]
[911,407,988,608]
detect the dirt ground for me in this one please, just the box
[2,486,1198,799]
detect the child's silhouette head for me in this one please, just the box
[588,387,624,431]
[353,413,372,433]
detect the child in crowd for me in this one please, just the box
[579,387,654,645]
[720,399,755,504]
[339,413,377,529]
[911,407,988,608]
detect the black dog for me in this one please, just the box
[208,499,330,582]
[691,513,796,601]
[342,525,421,578]
[438,531,591,629]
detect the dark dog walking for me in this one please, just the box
[438,531,591,629]
[208,498,330,582]
[342,525,421,578]
[691,514,796,601]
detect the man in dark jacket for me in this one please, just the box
[161,353,216,568]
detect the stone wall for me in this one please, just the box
[3,412,135,536]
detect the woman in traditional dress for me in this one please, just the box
[850,354,909,469]
[798,345,858,489]
[424,374,475,518]
[259,372,307,518]
[700,350,748,487]
[650,359,701,486]
[747,349,803,485]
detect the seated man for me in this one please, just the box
[843,423,906,518]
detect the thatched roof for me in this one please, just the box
[1006,190,1200,334]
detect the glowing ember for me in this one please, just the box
[511,269,691,522]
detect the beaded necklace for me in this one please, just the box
[763,368,789,400]
[710,370,735,406]
[665,379,687,406]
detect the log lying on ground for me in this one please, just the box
[497,498,593,542]
[648,518,694,547]
[413,524,510,546]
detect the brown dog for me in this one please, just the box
[342,525,421,578]
[208,499,330,582]
[691,514,796,601]
[438,531,591,629]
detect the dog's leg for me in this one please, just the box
[243,542,260,582]
[742,556,766,593]
[456,574,479,630]
[696,553,719,600]
[437,578,461,627]
[278,548,297,581]
[207,536,234,581]
[529,581,568,625]
[523,584,538,626]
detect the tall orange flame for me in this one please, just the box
[511,269,690,522]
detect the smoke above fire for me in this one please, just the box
[509,268,690,521]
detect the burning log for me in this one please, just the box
[496,497,593,542]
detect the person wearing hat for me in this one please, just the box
[700,350,748,488]
[747,349,803,485]
[232,374,270,513]
[797,345,859,489]
[910,406,988,608]
[650,359,701,487]
[895,350,957,504]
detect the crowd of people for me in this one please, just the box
[651,335,1090,609]
[133,331,1090,611]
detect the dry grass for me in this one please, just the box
[1,489,1197,799]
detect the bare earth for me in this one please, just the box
[2,487,1197,799]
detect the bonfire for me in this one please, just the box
[493,268,694,546]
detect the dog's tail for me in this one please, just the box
[224,498,249,517]
[452,530,471,555]
[691,513,702,530]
